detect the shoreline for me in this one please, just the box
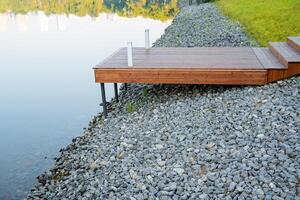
[28,2,300,199]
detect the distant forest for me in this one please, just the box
[0,0,178,21]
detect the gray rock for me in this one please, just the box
[163,182,177,191]
[173,168,184,176]
[206,172,217,181]
[228,182,237,192]
[236,186,244,193]
[27,1,300,200]
[199,193,208,199]
[154,4,258,48]
[256,188,265,198]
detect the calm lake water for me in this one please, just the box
[0,10,170,199]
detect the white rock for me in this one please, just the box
[257,134,265,138]
[173,168,184,176]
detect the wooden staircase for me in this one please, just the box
[288,36,300,52]
[266,37,300,83]
[94,36,300,85]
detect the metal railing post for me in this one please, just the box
[127,42,133,67]
[145,29,150,49]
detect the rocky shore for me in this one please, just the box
[28,2,300,200]
[153,3,258,47]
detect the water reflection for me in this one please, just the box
[56,15,67,31]
[0,11,170,200]
[0,12,8,32]
[0,0,178,21]
[0,11,68,32]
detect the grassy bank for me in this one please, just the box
[217,0,300,46]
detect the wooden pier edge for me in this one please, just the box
[94,68,268,85]
[94,36,300,86]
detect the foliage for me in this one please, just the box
[126,102,137,113]
[142,88,148,97]
[217,0,300,46]
[0,0,179,21]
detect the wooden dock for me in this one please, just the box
[93,36,300,117]
[94,37,300,85]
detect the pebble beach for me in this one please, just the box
[28,2,300,200]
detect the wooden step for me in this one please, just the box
[288,36,300,52]
[269,42,300,67]
[252,48,285,69]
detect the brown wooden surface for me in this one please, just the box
[95,68,267,85]
[269,42,300,66]
[267,69,287,83]
[287,63,300,77]
[253,48,285,69]
[95,47,264,69]
[267,64,300,83]
[94,45,299,85]
[288,37,300,52]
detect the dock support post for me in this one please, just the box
[100,83,107,118]
[114,83,119,102]
[125,42,132,92]
[145,29,150,49]
[127,42,133,67]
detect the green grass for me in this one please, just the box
[126,102,137,113]
[217,0,300,46]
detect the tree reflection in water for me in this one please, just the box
[0,0,178,21]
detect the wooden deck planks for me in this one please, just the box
[94,45,299,85]
[252,48,285,69]
[288,37,300,52]
[269,42,300,66]
[96,47,264,69]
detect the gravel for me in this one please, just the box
[154,3,258,47]
[28,2,300,200]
